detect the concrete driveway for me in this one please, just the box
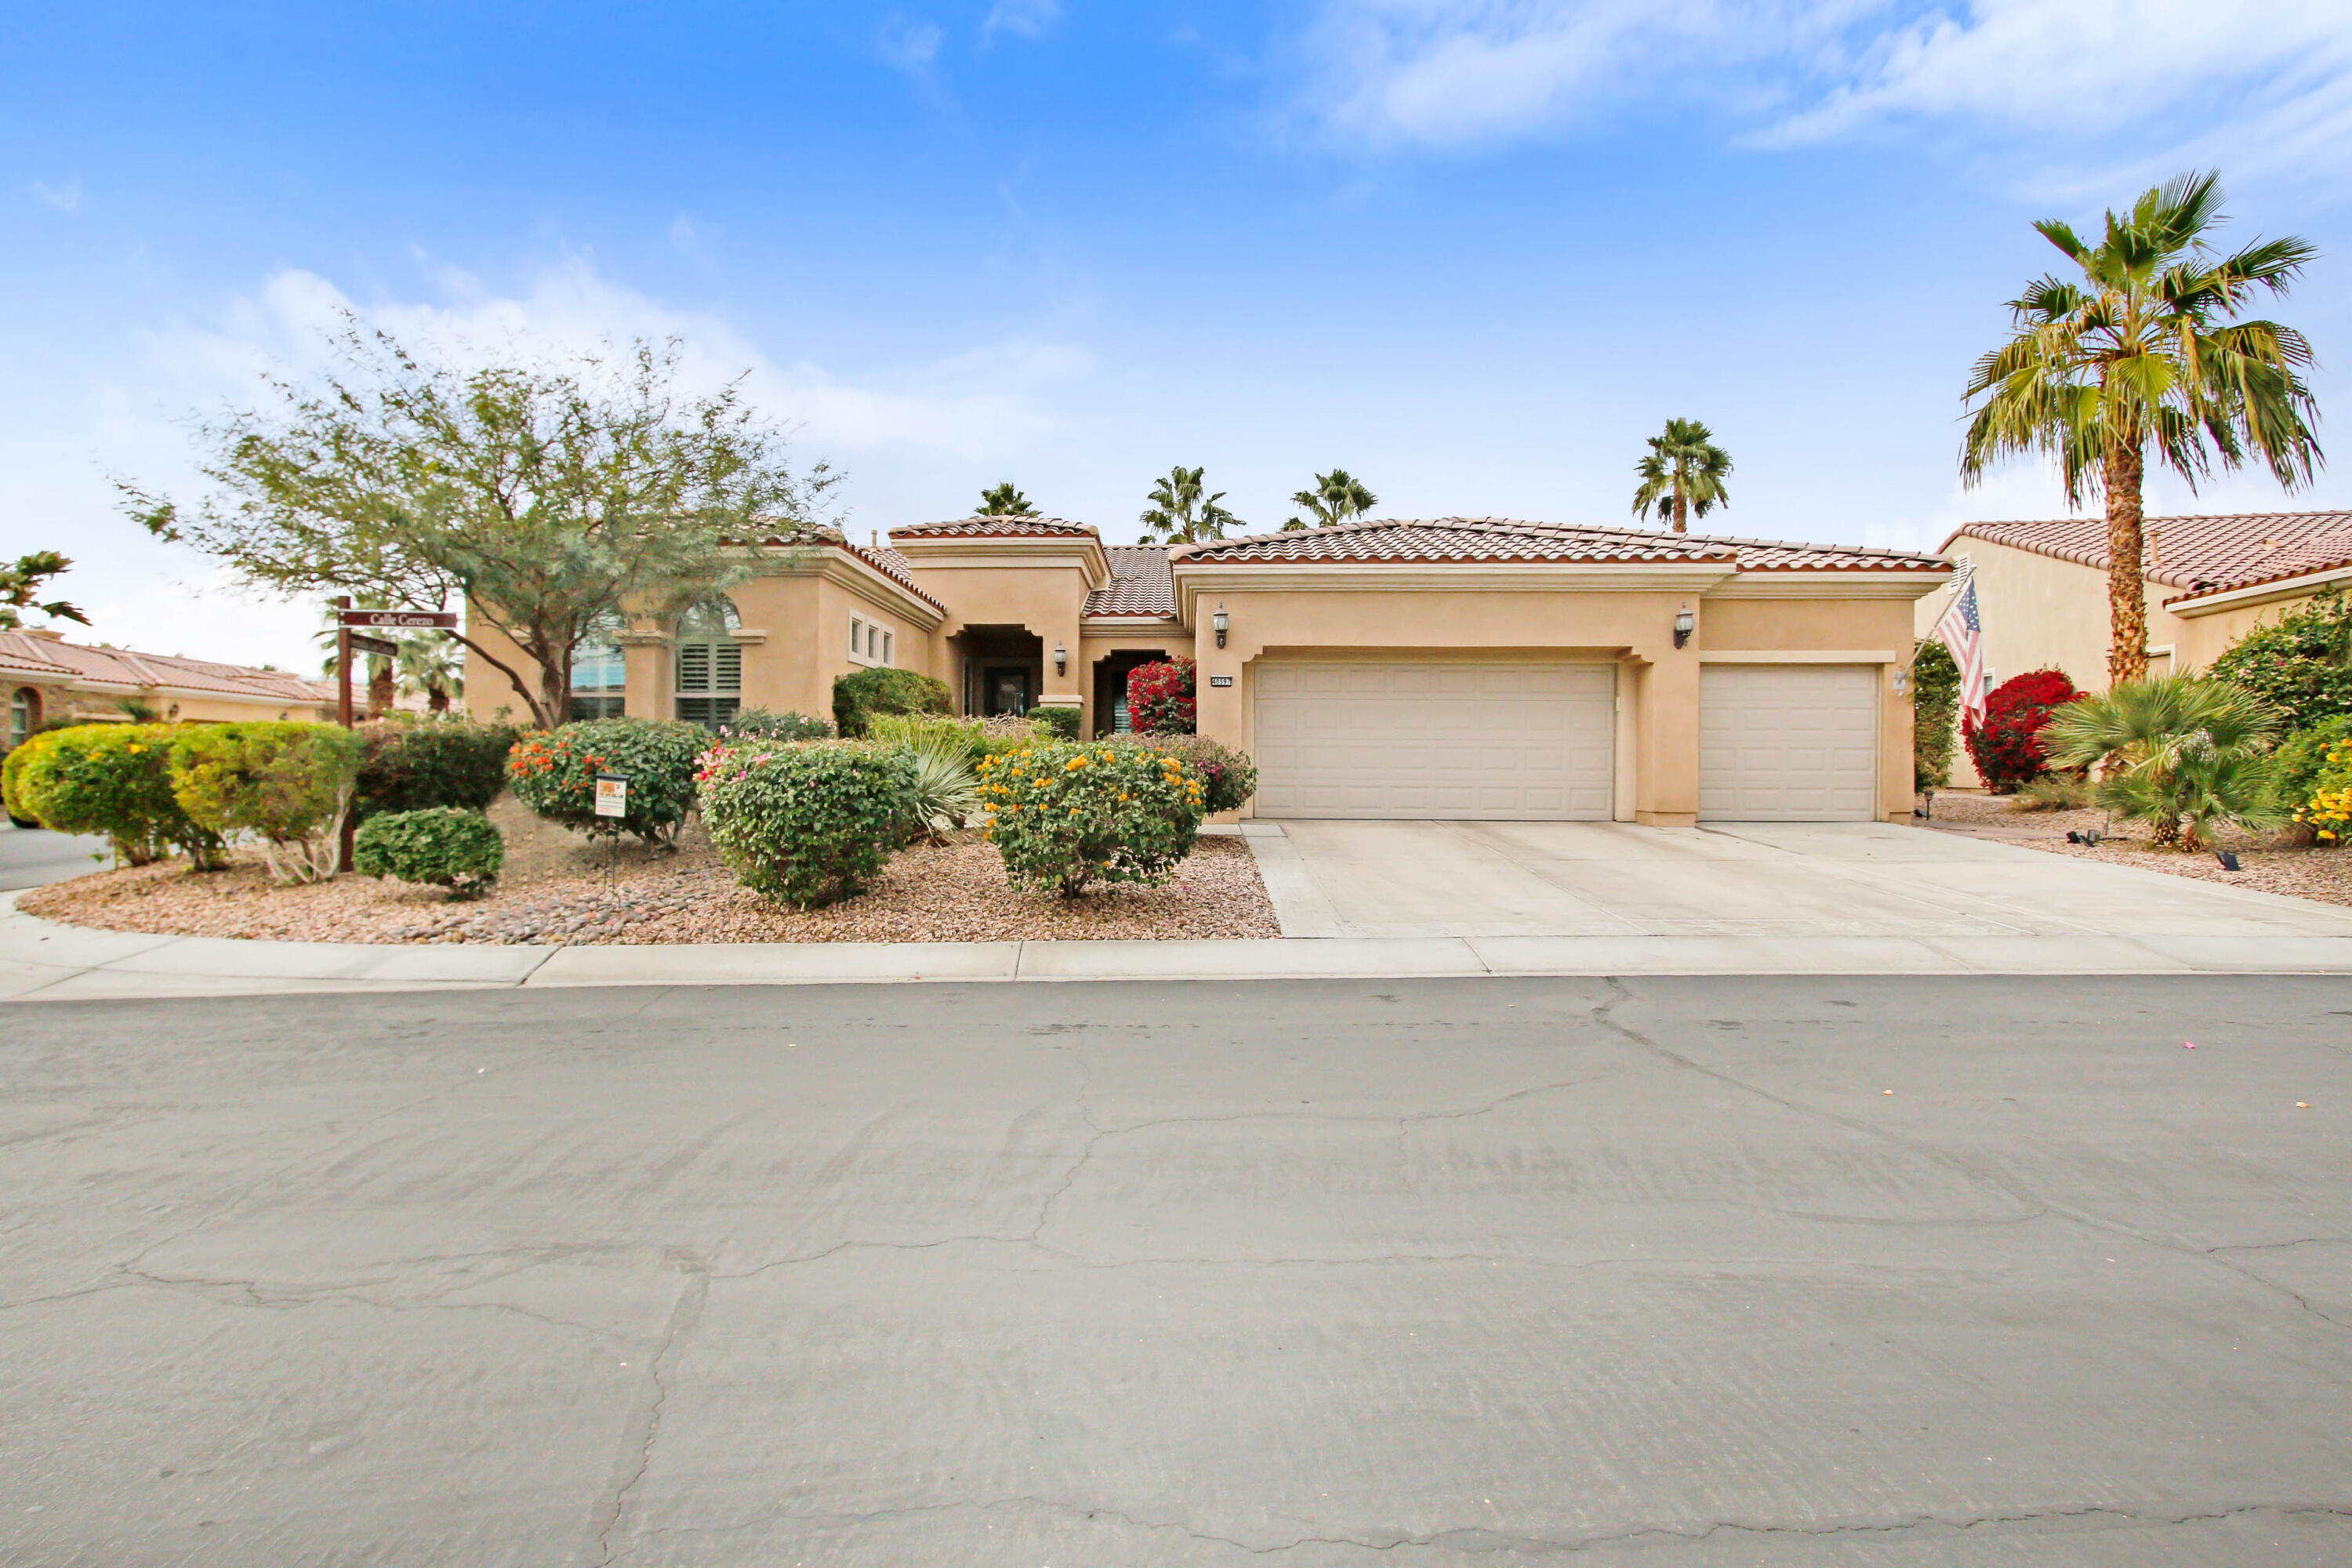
[1248,819,2352,940]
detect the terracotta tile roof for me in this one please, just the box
[1174,517,1945,572]
[1083,546,1179,619]
[1944,510,2352,601]
[741,525,947,612]
[889,516,1102,540]
[0,630,334,704]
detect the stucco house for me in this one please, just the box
[2,628,336,753]
[464,515,1951,824]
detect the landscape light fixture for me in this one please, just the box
[1212,603,1229,649]
[1053,641,1067,677]
[1672,603,1694,649]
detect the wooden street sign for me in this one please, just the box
[347,633,400,659]
[338,609,459,630]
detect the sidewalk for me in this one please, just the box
[8,888,2350,1000]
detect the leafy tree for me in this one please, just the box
[0,550,89,630]
[976,481,1035,516]
[1138,466,1241,544]
[1283,469,1377,532]
[2040,674,2286,850]
[1962,171,2323,687]
[123,323,833,728]
[1630,418,1733,534]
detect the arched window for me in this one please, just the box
[673,599,742,727]
[8,687,38,751]
[569,615,630,721]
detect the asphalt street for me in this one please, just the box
[4,976,2349,1565]
[0,824,109,891]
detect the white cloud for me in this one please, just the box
[31,176,80,213]
[985,0,1060,39]
[876,15,945,76]
[1300,0,2352,174]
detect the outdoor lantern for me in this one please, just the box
[1672,603,1694,649]
[1892,667,1910,697]
[1053,641,1067,677]
[1212,603,1229,649]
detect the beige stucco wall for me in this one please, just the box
[901,563,1091,717]
[8,676,332,730]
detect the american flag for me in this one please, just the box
[1933,568,1988,724]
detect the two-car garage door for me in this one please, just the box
[1697,664,1878,821]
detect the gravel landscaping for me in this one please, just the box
[1922,789,2352,909]
[16,797,1280,945]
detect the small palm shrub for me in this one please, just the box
[697,739,920,906]
[2208,588,2352,731]
[2039,675,2285,850]
[506,718,703,846]
[354,808,504,898]
[978,740,1206,896]
[720,708,834,742]
[6,723,228,868]
[1128,733,1258,814]
[354,717,521,822]
[832,667,952,738]
[1964,669,2081,792]
[1910,640,1962,792]
[168,721,365,884]
[1126,657,1196,735]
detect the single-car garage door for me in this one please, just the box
[1254,662,1614,819]
[1699,664,1878,821]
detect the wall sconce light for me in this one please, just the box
[1053,641,1067,677]
[1892,667,1910,697]
[1212,603,1229,649]
[1671,603,1694,650]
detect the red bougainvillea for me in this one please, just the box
[1127,656,1197,735]
[1964,669,2082,792]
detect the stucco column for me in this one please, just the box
[1632,644,1700,826]
[618,628,670,724]
[1036,612,1084,724]
[1196,622,1250,811]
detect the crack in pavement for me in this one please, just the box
[590,1249,709,1566]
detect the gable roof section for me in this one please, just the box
[739,524,948,613]
[0,630,333,703]
[1174,517,1944,573]
[1083,546,1178,619]
[890,516,1101,541]
[1944,510,2352,601]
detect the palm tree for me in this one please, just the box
[314,598,395,717]
[1283,469,1377,532]
[1630,418,1733,534]
[397,635,463,713]
[1962,171,2322,687]
[1138,466,1242,545]
[976,482,1036,517]
[2038,673,2285,849]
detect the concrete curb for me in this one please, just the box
[8,888,2351,1000]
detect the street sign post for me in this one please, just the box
[337,609,458,630]
[347,633,399,659]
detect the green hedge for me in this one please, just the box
[6,724,228,868]
[506,718,704,846]
[169,721,363,884]
[1033,704,1082,740]
[720,708,834,742]
[698,739,920,906]
[354,808,505,897]
[1911,640,1962,792]
[832,667,952,739]
[978,739,1205,896]
[354,717,521,821]
[2209,589,2352,731]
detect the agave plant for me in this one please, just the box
[2038,675,2287,849]
[901,734,982,844]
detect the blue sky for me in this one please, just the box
[6,1,2350,667]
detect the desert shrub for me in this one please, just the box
[902,735,982,841]
[354,717,521,822]
[1911,640,1962,792]
[168,721,363,884]
[832,667,952,738]
[2012,772,2090,811]
[697,739,920,906]
[1127,732,1258,814]
[1033,704,1082,740]
[978,739,1205,896]
[1126,657,1196,735]
[353,808,504,898]
[7,723,228,868]
[1964,669,2081,792]
[2041,675,2285,850]
[2209,588,2352,731]
[506,718,703,846]
[720,708,834,742]
[869,712,983,764]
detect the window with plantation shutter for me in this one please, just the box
[673,599,742,728]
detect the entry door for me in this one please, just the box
[985,667,1033,716]
[1698,664,1878,820]
[1253,662,1615,819]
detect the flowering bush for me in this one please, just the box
[978,739,1205,895]
[506,718,703,845]
[697,739,920,906]
[1964,669,2082,792]
[168,721,364,884]
[354,807,505,897]
[6,723,228,868]
[1128,733,1258,814]
[2209,589,2352,731]
[2286,722,2352,845]
[354,717,521,822]
[720,708,834,742]
[1126,657,1196,735]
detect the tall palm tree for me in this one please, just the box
[1630,418,1733,534]
[1283,469,1377,532]
[1962,171,2322,686]
[1138,465,1242,544]
[396,634,463,713]
[976,482,1036,517]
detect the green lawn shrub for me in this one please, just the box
[6,723,228,868]
[697,739,920,906]
[832,667,952,738]
[505,718,703,846]
[720,708,834,742]
[168,721,364,884]
[1033,704,1082,740]
[1127,733,1258,814]
[978,739,1205,896]
[353,807,505,898]
[354,717,521,822]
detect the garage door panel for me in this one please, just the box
[1699,665,1877,822]
[1254,662,1614,820]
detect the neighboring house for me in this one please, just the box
[464,516,1950,824]
[2,628,336,752]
